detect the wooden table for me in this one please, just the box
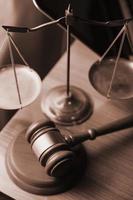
[0,40,133,200]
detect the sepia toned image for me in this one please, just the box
[0,0,132,199]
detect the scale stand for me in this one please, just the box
[41,5,93,126]
[3,6,133,123]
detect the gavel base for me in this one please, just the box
[6,130,87,195]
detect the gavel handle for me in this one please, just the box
[94,114,133,137]
[65,115,133,146]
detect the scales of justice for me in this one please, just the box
[0,1,133,195]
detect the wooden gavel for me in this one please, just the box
[26,115,133,177]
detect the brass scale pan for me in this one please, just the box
[0,64,41,109]
[89,58,133,100]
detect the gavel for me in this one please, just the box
[26,115,133,177]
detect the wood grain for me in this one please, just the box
[0,40,132,200]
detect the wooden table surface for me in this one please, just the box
[0,40,133,200]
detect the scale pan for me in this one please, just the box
[0,64,42,109]
[89,58,133,100]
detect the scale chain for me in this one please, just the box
[100,25,125,62]
[8,33,29,66]
[107,25,126,98]
[7,32,22,109]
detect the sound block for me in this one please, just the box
[6,130,87,195]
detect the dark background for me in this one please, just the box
[35,0,131,57]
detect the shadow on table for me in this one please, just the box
[0,110,17,131]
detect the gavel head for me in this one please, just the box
[26,120,76,177]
